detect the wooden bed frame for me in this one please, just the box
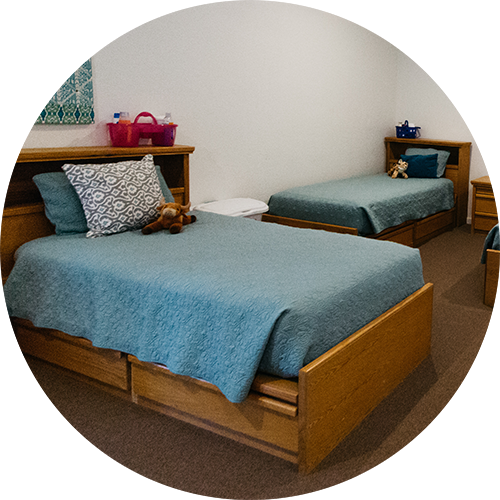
[262,138,472,247]
[1,146,434,473]
[484,248,499,307]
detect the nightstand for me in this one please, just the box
[471,176,497,234]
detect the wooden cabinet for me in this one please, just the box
[471,176,497,234]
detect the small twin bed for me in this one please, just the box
[2,144,434,473]
[263,138,472,247]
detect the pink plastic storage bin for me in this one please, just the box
[107,112,178,147]
[107,121,141,147]
[152,123,177,146]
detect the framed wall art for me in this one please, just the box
[0,0,94,125]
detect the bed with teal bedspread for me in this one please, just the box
[4,211,425,403]
[267,173,455,236]
[481,224,499,263]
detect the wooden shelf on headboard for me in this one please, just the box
[1,145,195,281]
[385,137,471,226]
[5,145,195,209]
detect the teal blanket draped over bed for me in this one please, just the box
[4,212,425,403]
[482,224,499,263]
[267,173,455,235]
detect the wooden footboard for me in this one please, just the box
[10,282,433,473]
[484,249,500,307]
[298,282,433,473]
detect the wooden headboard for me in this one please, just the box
[385,137,472,227]
[1,145,195,282]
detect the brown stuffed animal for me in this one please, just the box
[142,199,196,235]
[388,159,409,179]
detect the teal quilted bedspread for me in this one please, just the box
[4,212,424,402]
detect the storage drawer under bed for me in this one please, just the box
[13,318,130,392]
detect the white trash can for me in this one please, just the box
[193,198,269,221]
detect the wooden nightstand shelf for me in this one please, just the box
[471,176,497,234]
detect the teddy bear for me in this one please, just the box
[388,159,409,179]
[142,199,197,235]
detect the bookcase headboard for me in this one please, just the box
[384,137,471,226]
[1,145,194,282]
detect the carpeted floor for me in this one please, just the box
[21,224,494,499]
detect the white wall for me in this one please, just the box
[415,0,500,179]
[4,0,484,208]
[394,52,486,212]
[21,1,486,211]
[394,54,473,143]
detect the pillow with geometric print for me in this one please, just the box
[63,154,164,238]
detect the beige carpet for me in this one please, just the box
[15,224,495,498]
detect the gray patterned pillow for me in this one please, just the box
[63,154,163,238]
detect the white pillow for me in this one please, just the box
[63,154,163,238]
